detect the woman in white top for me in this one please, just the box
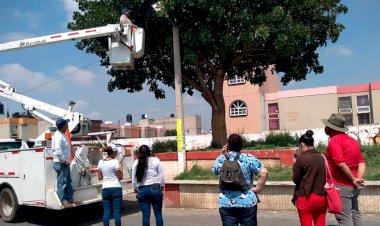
[97,145,123,226]
[132,145,165,226]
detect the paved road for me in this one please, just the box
[2,195,380,226]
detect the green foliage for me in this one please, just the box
[69,0,348,147]
[267,167,293,181]
[164,129,177,136]
[152,139,177,153]
[174,164,218,180]
[264,131,298,147]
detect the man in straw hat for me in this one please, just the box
[322,113,366,226]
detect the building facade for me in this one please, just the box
[223,66,281,134]
[0,118,38,139]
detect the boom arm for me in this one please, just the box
[0,24,122,52]
[0,23,145,70]
[0,80,82,140]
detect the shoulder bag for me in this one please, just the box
[322,154,343,214]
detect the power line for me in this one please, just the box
[21,60,99,94]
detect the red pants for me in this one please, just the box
[296,193,327,226]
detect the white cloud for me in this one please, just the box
[0,63,58,91]
[1,32,35,42]
[71,99,88,110]
[326,45,353,56]
[88,111,102,120]
[57,65,97,86]
[13,9,41,29]
[59,0,79,22]
[183,94,205,105]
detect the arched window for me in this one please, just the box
[229,100,248,117]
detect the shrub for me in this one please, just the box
[152,139,177,153]
[164,129,177,136]
[264,131,298,147]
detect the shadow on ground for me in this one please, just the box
[13,199,140,226]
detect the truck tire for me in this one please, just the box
[0,188,19,222]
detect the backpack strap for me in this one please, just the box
[234,152,241,161]
[223,152,242,161]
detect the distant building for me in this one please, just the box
[0,117,38,139]
[139,115,202,136]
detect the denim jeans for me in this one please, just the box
[335,185,364,226]
[219,206,257,226]
[137,184,164,226]
[53,162,73,204]
[102,187,122,226]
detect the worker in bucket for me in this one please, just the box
[120,8,134,27]
[52,118,81,208]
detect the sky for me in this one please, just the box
[0,0,379,131]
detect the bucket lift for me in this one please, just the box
[0,24,145,70]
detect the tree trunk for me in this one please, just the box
[211,103,227,148]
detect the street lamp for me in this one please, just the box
[152,3,186,173]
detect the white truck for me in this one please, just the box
[0,22,144,222]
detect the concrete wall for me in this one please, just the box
[371,88,380,124]
[164,180,380,214]
[278,93,337,130]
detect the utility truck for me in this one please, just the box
[0,22,144,222]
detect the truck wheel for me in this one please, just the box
[0,188,19,222]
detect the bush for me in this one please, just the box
[164,129,177,136]
[152,140,177,153]
[264,131,298,147]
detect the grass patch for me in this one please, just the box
[267,167,293,181]
[174,165,218,180]
[174,165,293,181]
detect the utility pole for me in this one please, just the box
[173,26,186,173]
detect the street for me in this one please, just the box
[2,195,380,226]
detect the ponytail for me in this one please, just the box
[136,145,151,182]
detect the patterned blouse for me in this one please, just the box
[212,151,265,208]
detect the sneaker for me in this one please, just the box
[69,199,81,205]
[62,202,73,208]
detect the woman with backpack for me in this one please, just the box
[292,130,327,226]
[212,134,269,226]
[132,145,165,226]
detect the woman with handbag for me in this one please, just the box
[292,130,327,226]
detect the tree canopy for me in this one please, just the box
[68,0,347,147]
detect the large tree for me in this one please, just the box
[68,0,347,147]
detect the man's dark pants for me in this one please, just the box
[219,206,257,226]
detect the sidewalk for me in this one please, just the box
[2,194,380,225]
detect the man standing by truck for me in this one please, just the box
[52,118,80,208]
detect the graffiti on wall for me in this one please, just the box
[287,112,299,122]
[348,127,380,145]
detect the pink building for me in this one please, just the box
[224,75,380,133]
[223,66,281,134]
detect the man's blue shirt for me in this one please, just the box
[212,151,265,208]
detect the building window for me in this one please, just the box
[11,125,18,138]
[230,100,247,117]
[357,95,371,125]
[268,103,279,130]
[228,75,245,85]
[338,97,353,126]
